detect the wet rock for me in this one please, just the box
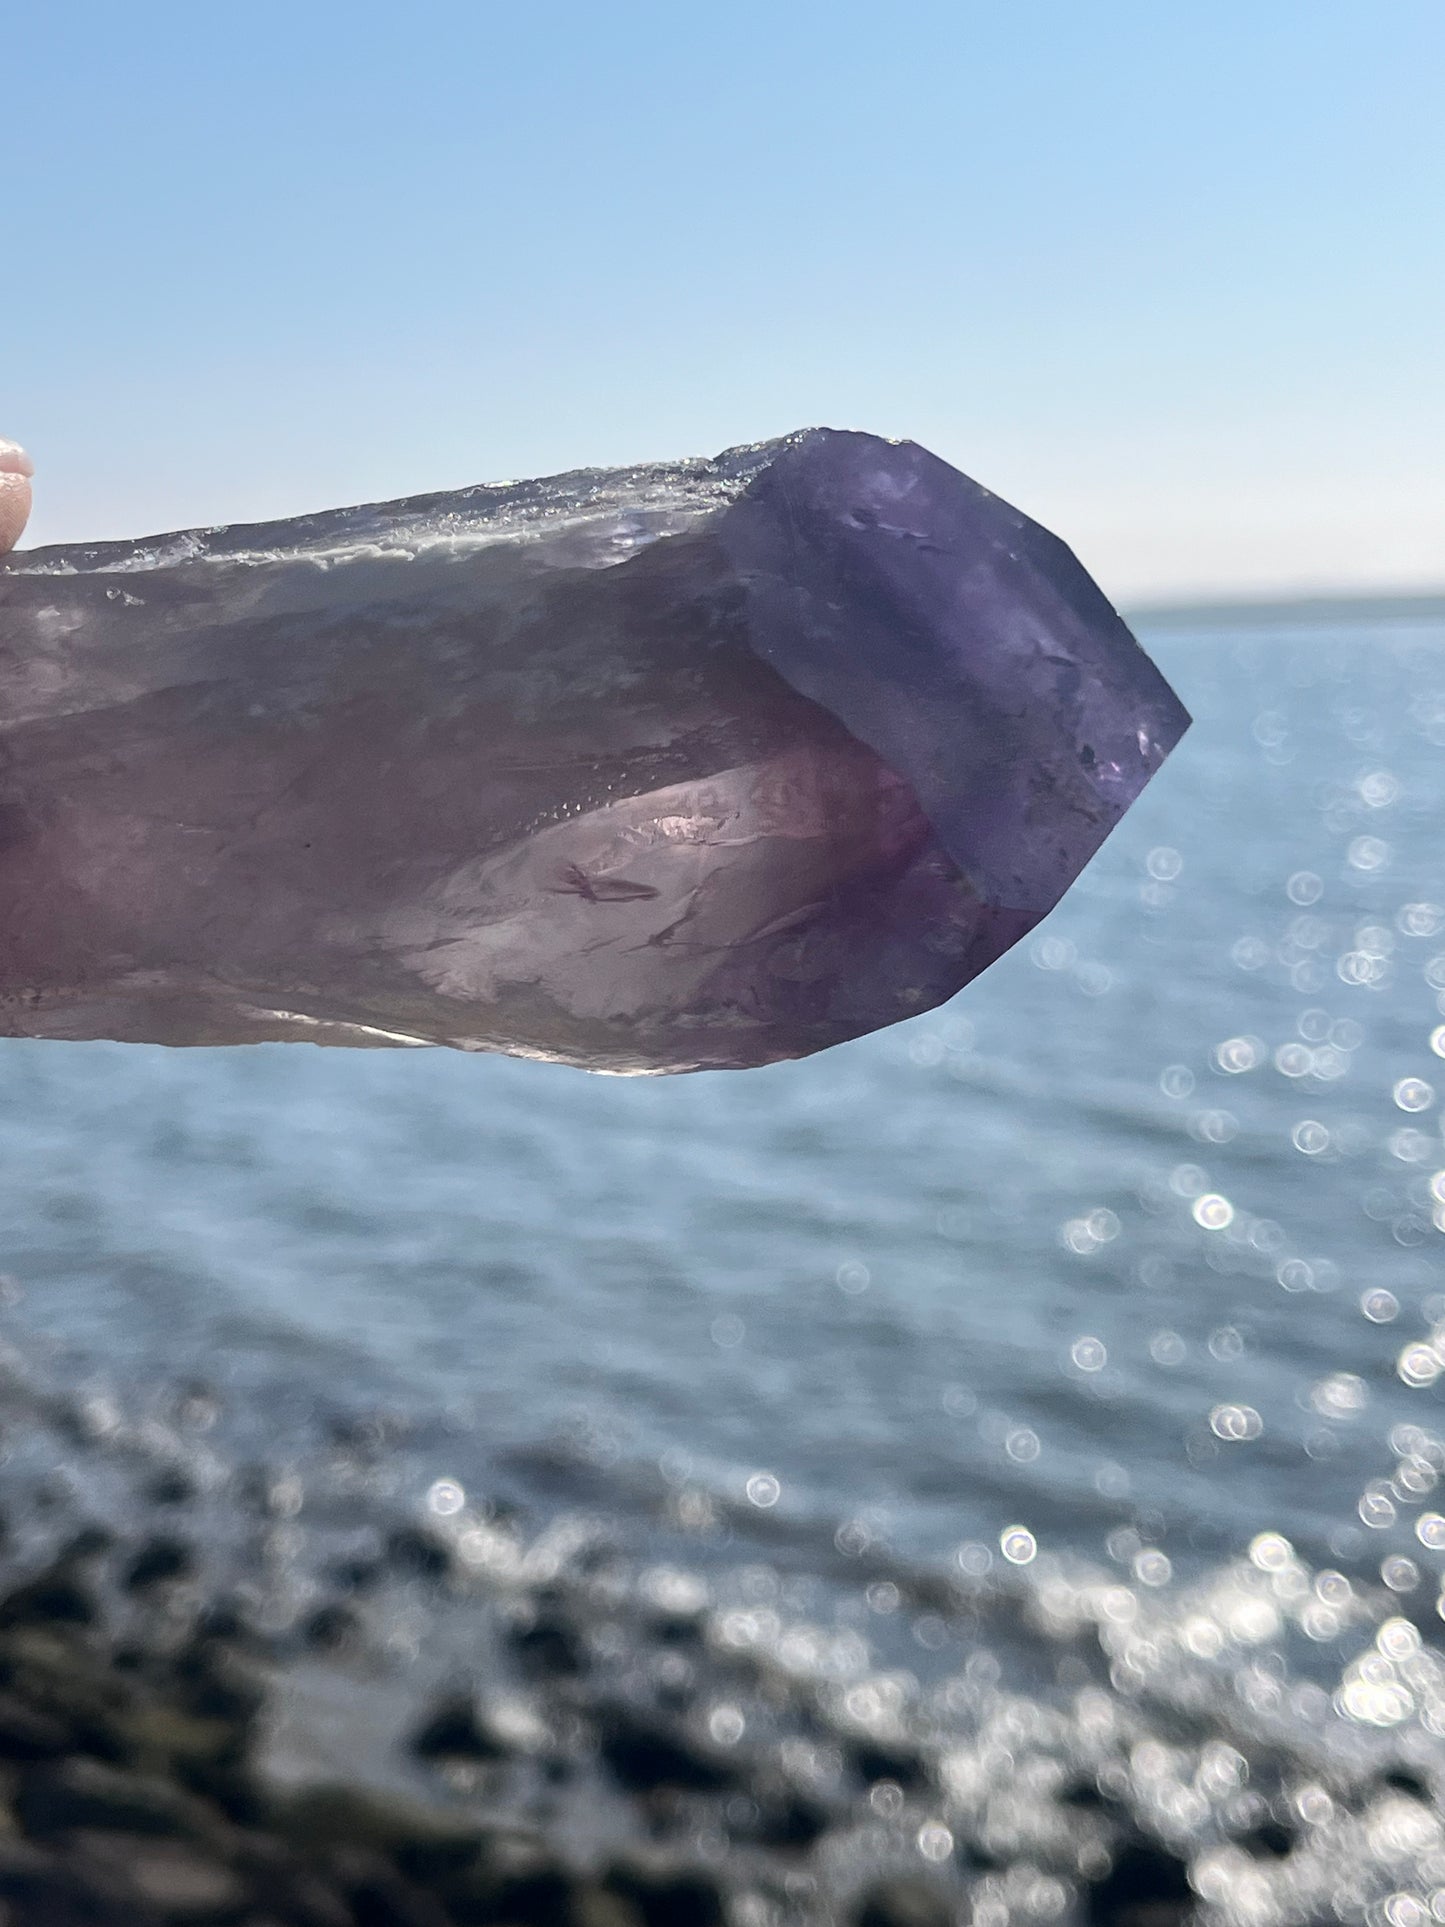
[572,1887,648,1927]
[0,1688,73,1760]
[124,1535,197,1592]
[850,1737,929,1792]
[300,1603,361,1654]
[30,1474,75,1514]
[390,1828,485,1889]
[1058,1775,1117,1810]
[409,1693,507,1763]
[172,1754,266,1831]
[61,1527,116,1562]
[136,1734,260,1835]
[1238,1819,1293,1858]
[327,1413,409,1459]
[0,1836,65,1883]
[474,1862,579,1927]
[67,1829,247,1920]
[281,1881,359,1927]
[855,1878,955,1927]
[596,1705,737,1794]
[1084,1840,1195,1927]
[1380,1767,1431,1802]
[196,1603,246,1642]
[144,1469,199,1507]
[0,1628,134,1762]
[15,1756,225,1843]
[747,1785,831,1850]
[601,1860,726,1927]
[0,1837,111,1927]
[435,1827,568,1925]
[958,1844,1005,1874]
[273,1782,480,1872]
[0,1558,99,1630]
[328,1847,452,1927]
[384,1528,450,1581]
[195,1601,269,1656]
[507,1598,587,1678]
[173,1640,267,1725]
[235,1467,277,1518]
[324,1555,383,1595]
[124,1702,250,1778]
[230,1833,353,1927]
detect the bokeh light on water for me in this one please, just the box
[0,603,1444,1919]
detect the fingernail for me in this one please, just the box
[0,441,35,479]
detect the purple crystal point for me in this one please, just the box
[723,432,1188,914]
[0,430,1187,1072]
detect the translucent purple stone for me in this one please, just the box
[0,429,1188,1072]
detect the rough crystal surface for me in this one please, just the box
[0,430,1188,1072]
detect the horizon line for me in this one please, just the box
[1122,586,1445,625]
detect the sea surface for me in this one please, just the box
[3,598,1445,1916]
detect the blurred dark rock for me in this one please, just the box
[125,1700,250,1783]
[572,1886,648,1927]
[61,1527,115,1562]
[0,1627,133,1762]
[16,1757,226,1842]
[601,1859,726,1927]
[415,1825,565,1924]
[195,1600,266,1651]
[597,1705,738,1794]
[1084,1840,1195,1927]
[507,1596,587,1678]
[0,1836,116,1927]
[409,1693,507,1763]
[1380,1767,1431,1802]
[172,1639,267,1725]
[744,1784,832,1850]
[1058,1776,1116,1810]
[384,1528,451,1581]
[472,1862,579,1927]
[144,1469,198,1507]
[324,1555,383,1594]
[1239,1819,1293,1858]
[273,1781,481,1872]
[68,1828,247,1920]
[390,1827,485,1890]
[850,1737,928,1791]
[123,1535,197,1592]
[0,1558,99,1630]
[0,1689,72,1761]
[329,1846,453,1927]
[231,1831,353,1927]
[855,1879,955,1927]
[300,1603,362,1654]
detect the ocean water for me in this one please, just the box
[3,599,1445,1915]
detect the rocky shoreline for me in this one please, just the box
[0,1343,1438,1927]
[0,1504,1193,1927]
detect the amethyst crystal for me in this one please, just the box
[0,430,1188,1072]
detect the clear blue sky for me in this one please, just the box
[7,2,1442,602]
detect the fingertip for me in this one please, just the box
[0,440,34,480]
[0,471,32,556]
